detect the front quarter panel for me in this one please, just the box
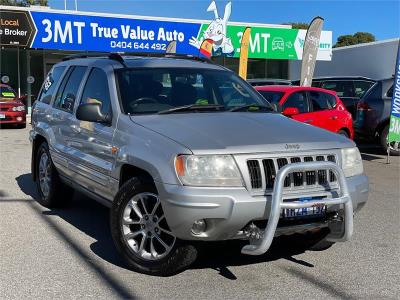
[112,115,192,185]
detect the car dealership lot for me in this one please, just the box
[0,127,399,299]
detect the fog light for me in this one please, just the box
[191,219,206,235]
[16,117,23,122]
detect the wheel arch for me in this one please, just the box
[338,127,351,138]
[119,164,155,188]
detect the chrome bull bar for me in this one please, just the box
[241,161,353,255]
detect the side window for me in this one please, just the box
[54,66,87,112]
[38,66,66,104]
[354,81,375,98]
[309,91,332,111]
[80,68,111,115]
[326,93,337,107]
[386,85,393,98]
[321,81,355,98]
[283,92,308,113]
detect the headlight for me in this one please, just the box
[11,106,25,112]
[341,147,363,177]
[175,155,243,187]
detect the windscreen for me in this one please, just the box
[257,90,284,110]
[116,68,272,114]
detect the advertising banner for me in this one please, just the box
[0,5,332,61]
[388,42,400,145]
[238,27,251,79]
[300,17,324,86]
[0,9,36,47]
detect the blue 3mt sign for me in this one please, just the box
[30,11,201,54]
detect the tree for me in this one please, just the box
[284,22,309,30]
[334,32,375,48]
[0,0,48,6]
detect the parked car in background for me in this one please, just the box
[292,77,376,119]
[248,78,292,86]
[354,78,398,155]
[256,85,354,139]
[0,84,26,128]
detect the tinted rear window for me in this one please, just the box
[39,66,66,104]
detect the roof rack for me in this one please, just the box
[62,52,214,65]
[62,52,127,67]
[122,52,215,64]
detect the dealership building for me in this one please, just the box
[0,5,333,112]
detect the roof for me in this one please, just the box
[311,76,376,81]
[255,85,337,95]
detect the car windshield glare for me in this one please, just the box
[116,68,272,115]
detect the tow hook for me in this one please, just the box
[244,223,263,240]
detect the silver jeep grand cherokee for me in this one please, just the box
[30,53,368,276]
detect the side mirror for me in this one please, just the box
[76,103,111,124]
[282,107,299,117]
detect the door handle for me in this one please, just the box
[304,119,313,123]
[330,116,338,120]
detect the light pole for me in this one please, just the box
[64,0,78,11]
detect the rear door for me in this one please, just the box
[49,66,88,177]
[306,91,339,132]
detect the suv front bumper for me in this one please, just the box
[157,168,368,245]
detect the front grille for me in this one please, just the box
[247,160,262,189]
[246,154,337,192]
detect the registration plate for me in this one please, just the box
[0,114,5,119]
[282,197,327,219]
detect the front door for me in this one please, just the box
[68,67,116,200]
[281,91,314,125]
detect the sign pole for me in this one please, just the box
[17,47,21,98]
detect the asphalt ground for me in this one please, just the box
[0,126,399,299]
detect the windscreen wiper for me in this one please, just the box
[228,103,274,112]
[158,104,224,115]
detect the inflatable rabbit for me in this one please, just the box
[189,1,234,56]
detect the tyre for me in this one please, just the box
[337,130,349,138]
[110,177,197,276]
[35,142,74,207]
[380,125,400,156]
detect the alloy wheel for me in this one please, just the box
[38,152,51,198]
[121,192,176,261]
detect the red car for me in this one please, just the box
[0,84,26,128]
[256,85,354,139]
